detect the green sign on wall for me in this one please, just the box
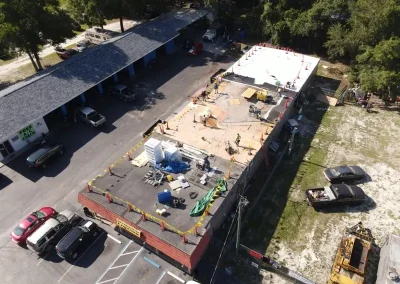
[18,125,36,140]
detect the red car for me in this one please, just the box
[188,42,203,56]
[11,207,56,244]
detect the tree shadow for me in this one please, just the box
[240,100,329,253]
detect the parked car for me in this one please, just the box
[26,210,81,255]
[26,144,64,168]
[75,40,92,52]
[85,28,118,45]
[56,219,99,260]
[210,68,226,84]
[109,84,136,102]
[323,166,366,183]
[188,42,203,56]
[306,184,366,210]
[11,207,56,245]
[55,47,79,60]
[203,29,217,42]
[79,107,106,127]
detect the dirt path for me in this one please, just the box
[0,20,138,79]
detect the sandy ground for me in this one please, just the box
[264,102,400,283]
[0,20,138,82]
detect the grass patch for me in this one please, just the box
[0,57,18,66]
[1,52,62,84]
[242,101,335,254]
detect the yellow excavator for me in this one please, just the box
[329,222,374,284]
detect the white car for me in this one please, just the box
[203,29,217,41]
[75,40,92,52]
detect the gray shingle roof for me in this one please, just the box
[0,9,208,142]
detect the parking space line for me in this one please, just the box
[167,271,185,283]
[58,232,104,283]
[120,250,140,256]
[107,234,122,244]
[109,264,129,270]
[98,277,119,284]
[114,247,144,284]
[36,247,53,266]
[144,256,161,268]
[36,257,45,266]
[95,240,132,283]
[155,271,166,284]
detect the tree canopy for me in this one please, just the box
[0,0,75,70]
[260,0,400,97]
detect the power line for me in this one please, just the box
[209,201,240,284]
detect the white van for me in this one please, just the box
[85,28,119,44]
[26,210,79,255]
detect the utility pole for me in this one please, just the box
[236,196,249,253]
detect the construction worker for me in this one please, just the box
[214,82,219,94]
[235,133,241,146]
[202,114,207,126]
[201,90,207,101]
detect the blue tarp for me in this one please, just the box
[155,160,189,173]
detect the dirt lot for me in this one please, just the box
[238,82,400,284]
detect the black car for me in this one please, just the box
[26,144,64,168]
[306,184,366,210]
[56,219,98,260]
[323,165,366,183]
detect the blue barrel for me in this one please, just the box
[158,190,172,203]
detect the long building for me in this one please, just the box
[0,9,209,162]
[78,45,320,273]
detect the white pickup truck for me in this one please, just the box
[79,107,106,127]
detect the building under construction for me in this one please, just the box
[78,45,320,273]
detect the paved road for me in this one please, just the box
[0,20,138,79]
[0,45,234,283]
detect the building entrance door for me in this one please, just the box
[0,141,15,158]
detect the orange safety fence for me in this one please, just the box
[86,109,237,239]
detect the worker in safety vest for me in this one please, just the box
[235,133,241,146]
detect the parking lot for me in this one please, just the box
[0,38,235,284]
[0,204,193,284]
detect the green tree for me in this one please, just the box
[355,37,400,99]
[260,0,314,46]
[325,0,400,58]
[64,0,106,28]
[0,0,75,71]
[291,0,350,51]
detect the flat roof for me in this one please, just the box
[81,133,244,255]
[227,46,320,93]
[162,81,296,165]
[0,8,208,142]
[80,80,295,254]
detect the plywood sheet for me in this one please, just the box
[242,88,256,99]
[131,151,148,167]
[316,93,338,106]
